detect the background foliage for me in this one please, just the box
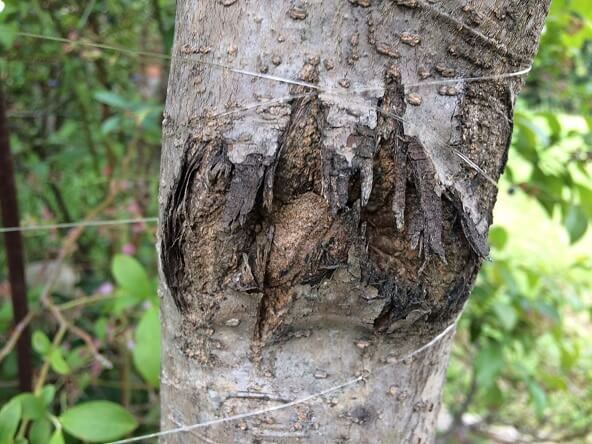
[0,1,590,443]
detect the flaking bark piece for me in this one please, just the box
[161,139,206,312]
[222,153,266,227]
[407,137,446,261]
[254,225,275,287]
[448,190,490,258]
[322,149,351,214]
[392,139,407,230]
[352,129,378,208]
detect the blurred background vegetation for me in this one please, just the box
[0,1,590,443]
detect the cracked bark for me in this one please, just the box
[159,1,550,442]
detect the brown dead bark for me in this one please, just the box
[159,1,550,442]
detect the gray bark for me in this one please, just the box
[158,1,549,442]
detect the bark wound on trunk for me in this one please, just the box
[159,1,549,442]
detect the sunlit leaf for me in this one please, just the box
[48,429,65,444]
[49,349,71,375]
[60,401,138,443]
[492,303,518,331]
[40,385,55,407]
[32,330,51,355]
[29,419,51,444]
[489,226,509,250]
[12,393,45,420]
[111,254,152,299]
[563,204,588,243]
[0,22,17,49]
[0,398,21,444]
[132,306,161,387]
[475,343,504,388]
[527,380,547,417]
[94,91,132,109]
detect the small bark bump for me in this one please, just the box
[323,58,335,70]
[418,67,431,80]
[387,64,401,79]
[406,93,423,106]
[314,370,329,379]
[288,6,308,20]
[349,0,371,6]
[355,339,371,349]
[395,0,418,7]
[400,32,421,46]
[339,78,351,88]
[376,42,401,58]
[435,64,456,77]
[438,85,458,96]
[225,318,240,327]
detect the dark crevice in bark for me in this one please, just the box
[222,153,266,228]
[161,138,207,312]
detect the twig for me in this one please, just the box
[0,311,35,363]
[57,293,116,311]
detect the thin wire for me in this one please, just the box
[16,32,530,93]
[0,216,158,234]
[16,32,321,91]
[404,65,532,88]
[108,316,459,444]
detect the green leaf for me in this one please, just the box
[13,394,45,420]
[66,347,89,370]
[564,204,588,244]
[49,349,71,375]
[578,186,592,218]
[540,373,567,391]
[32,330,51,355]
[0,22,17,49]
[560,343,580,370]
[93,91,131,109]
[527,380,547,417]
[132,306,161,387]
[492,302,518,331]
[483,382,504,407]
[0,398,22,444]
[488,226,508,250]
[29,419,51,444]
[48,429,65,444]
[60,401,138,443]
[100,116,122,135]
[540,111,562,144]
[111,254,151,299]
[40,385,56,407]
[112,288,143,315]
[94,318,109,341]
[475,343,504,388]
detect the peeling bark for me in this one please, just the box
[159,1,550,441]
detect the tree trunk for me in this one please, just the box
[158,1,549,442]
